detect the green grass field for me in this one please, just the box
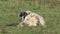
[0,0,60,34]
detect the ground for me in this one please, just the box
[0,0,60,34]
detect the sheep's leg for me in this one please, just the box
[38,16,46,27]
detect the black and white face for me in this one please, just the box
[19,12,28,21]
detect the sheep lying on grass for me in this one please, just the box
[18,11,46,27]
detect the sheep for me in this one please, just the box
[18,11,46,27]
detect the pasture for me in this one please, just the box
[0,0,60,34]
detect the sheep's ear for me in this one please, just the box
[25,11,31,14]
[19,12,24,17]
[19,13,22,17]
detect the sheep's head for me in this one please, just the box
[19,11,31,21]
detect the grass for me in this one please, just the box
[0,0,60,34]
